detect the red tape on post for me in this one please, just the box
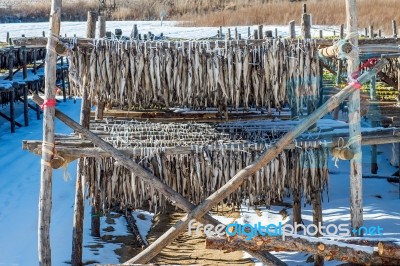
[347,58,378,90]
[40,99,57,110]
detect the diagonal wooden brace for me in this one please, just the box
[31,94,285,265]
[123,59,389,264]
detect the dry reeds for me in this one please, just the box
[2,0,400,36]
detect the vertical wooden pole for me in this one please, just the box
[253,29,258,40]
[234,27,238,40]
[346,0,363,236]
[10,85,15,133]
[86,11,97,39]
[6,32,9,43]
[393,20,397,38]
[60,56,66,102]
[38,1,62,265]
[227,28,231,40]
[369,25,374,38]
[301,14,311,39]
[258,25,263,39]
[303,3,307,13]
[71,161,84,266]
[98,15,106,38]
[133,24,138,39]
[340,24,345,39]
[378,29,381,38]
[248,27,251,39]
[312,190,324,265]
[292,190,302,229]
[8,47,14,81]
[219,26,223,39]
[364,27,368,37]
[23,84,29,127]
[33,49,37,75]
[22,46,28,79]
[319,30,323,38]
[369,76,378,176]
[275,28,278,38]
[289,20,296,39]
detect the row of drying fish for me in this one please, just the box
[82,146,329,213]
[69,39,321,111]
[0,47,46,70]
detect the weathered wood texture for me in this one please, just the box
[38,1,61,265]
[123,60,388,264]
[346,0,363,235]
[206,236,399,265]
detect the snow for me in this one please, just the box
[0,20,339,41]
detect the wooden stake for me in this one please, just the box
[86,11,97,39]
[38,0,61,265]
[289,20,296,39]
[369,25,374,38]
[346,0,363,236]
[370,76,378,174]
[98,15,106,38]
[123,60,389,264]
[258,25,263,39]
[71,161,84,266]
[340,24,344,39]
[393,20,397,38]
[302,14,311,39]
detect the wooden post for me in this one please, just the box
[219,26,223,39]
[364,27,368,37]
[22,46,27,79]
[340,24,344,39]
[292,190,302,228]
[248,27,251,39]
[312,191,324,265]
[133,24,138,39]
[60,56,66,102]
[6,32,9,43]
[71,161,85,266]
[303,3,307,14]
[254,29,258,40]
[369,25,374,38]
[23,84,29,127]
[86,11,97,39]
[289,20,296,39]
[38,0,61,265]
[258,25,263,39]
[378,29,382,38]
[33,49,37,75]
[275,28,278,38]
[302,14,311,39]
[238,34,241,40]
[227,28,231,40]
[98,15,106,38]
[123,60,389,264]
[393,20,397,38]
[346,0,363,236]
[42,31,46,37]
[8,47,14,81]
[10,85,15,133]
[234,27,238,40]
[319,30,323,38]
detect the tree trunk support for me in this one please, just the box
[38,1,62,265]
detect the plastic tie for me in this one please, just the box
[40,99,57,109]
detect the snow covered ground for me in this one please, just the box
[0,98,399,265]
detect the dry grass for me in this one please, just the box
[178,0,400,36]
[1,0,400,36]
